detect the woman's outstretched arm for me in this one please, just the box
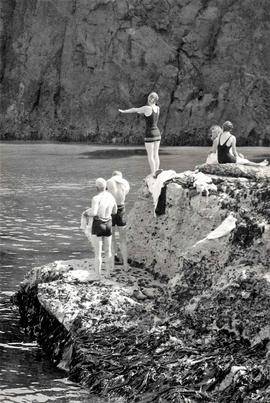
[119,106,152,115]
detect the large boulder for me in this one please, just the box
[127,165,270,276]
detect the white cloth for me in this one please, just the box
[206,152,218,164]
[146,170,217,211]
[145,170,176,209]
[194,213,237,246]
[192,171,217,195]
[80,208,93,242]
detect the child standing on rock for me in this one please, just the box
[82,178,117,278]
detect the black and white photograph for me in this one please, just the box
[0,0,270,402]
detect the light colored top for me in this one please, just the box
[106,176,130,205]
[91,190,117,220]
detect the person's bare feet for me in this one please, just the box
[153,169,163,179]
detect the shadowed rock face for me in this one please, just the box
[1,0,270,144]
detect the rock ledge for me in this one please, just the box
[15,165,270,402]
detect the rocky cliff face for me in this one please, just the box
[14,164,270,402]
[1,0,270,144]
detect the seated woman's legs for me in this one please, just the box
[237,156,268,166]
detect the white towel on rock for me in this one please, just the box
[80,208,93,242]
[194,213,237,246]
[146,170,176,210]
[192,171,217,195]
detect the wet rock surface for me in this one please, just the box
[1,0,270,144]
[14,165,270,402]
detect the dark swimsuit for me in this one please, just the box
[144,109,161,143]
[217,135,237,164]
[112,205,127,227]
[92,216,112,237]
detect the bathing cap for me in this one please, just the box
[95,177,106,190]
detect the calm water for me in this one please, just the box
[0,143,269,402]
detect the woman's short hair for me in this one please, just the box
[210,125,222,139]
[148,92,159,103]
[222,121,233,132]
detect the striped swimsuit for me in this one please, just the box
[144,108,161,143]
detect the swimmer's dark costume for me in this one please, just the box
[92,216,112,237]
[217,136,236,164]
[144,109,161,143]
[112,205,127,227]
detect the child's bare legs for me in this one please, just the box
[118,226,128,270]
[111,227,117,263]
[103,236,114,276]
[91,235,102,277]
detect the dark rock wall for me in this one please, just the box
[1,0,270,144]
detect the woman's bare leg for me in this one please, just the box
[153,140,160,171]
[237,157,268,166]
[145,142,156,174]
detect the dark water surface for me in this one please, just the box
[0,143,269,402]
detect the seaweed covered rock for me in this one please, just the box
[197,163,270,180]
[14,165,270,402]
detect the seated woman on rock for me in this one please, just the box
[206,122,268,166]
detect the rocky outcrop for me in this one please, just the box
[14,164,270,402]
[1,0,270,144]
[127,164,270,275]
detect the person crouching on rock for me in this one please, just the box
[86,178,117,278]
[119,92,161,176]
[107,171,130,270]
[209,122,268,166]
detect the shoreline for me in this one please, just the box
[1,139,270,148]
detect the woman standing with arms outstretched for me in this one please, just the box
[119,92,161,175]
